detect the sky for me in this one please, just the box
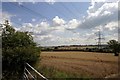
[1,0,119,46]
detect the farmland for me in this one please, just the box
[39,51,118,78]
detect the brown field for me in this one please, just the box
[40,51,118,78]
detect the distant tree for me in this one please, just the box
[2,20,40,79]
[107,40,120,56]
[54,47,58,50]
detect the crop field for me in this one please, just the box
[39,51,118,78]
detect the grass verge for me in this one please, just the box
[35,64,93,80]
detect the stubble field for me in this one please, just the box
[39,51,118,78]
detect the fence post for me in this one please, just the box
[22,62,26,80]
[23,63,48,80]
[26,63,48,80]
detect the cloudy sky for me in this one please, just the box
[1,0,119,46]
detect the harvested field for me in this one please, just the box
[40,51,118,78]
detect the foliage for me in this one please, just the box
[2,20,40,79]
[107,40,120,56]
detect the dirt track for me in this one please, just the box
[40,51,118,78]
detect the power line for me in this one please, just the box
[12,21,23,27]
[9,2,99,30]
[10,2,51,22]
[20,5,51,21]
[44,3,70,19]
[70,2,82,18]
[6,2,110,41]
[60,2,79,19]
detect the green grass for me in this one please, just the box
[35,65,93,80]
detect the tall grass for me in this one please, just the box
[35,65,93,80]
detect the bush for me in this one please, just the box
[107,40,120,56]
[2,20,40,79]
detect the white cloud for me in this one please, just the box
[23,23,33,28]
[13,1,119,46]
[18,2,23,5]
[104,33,118,42]
[14,27,20,31]
[66,19,80,30]
[0,11,15,25]
[39,21,49,28]
[78,2,118,30]
[1,12,11,22]
[3,0,17,2]
[87,2,118,19]
[73,1,119,45]
[92,25,103,32]
[88,0,118,14]
[18,21,55,38]
[45,0,56,4]
[16,16,81,46]
[104,21,118,30]
[53,16,65,26]
[36,34,53,41]
[2,1,119,46]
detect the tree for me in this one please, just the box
[107,40,120,56]
[2,20,40,79]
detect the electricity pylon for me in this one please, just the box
[95,30,105,49]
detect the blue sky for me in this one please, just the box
[1,1,119,46]
[2,2,89,24]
